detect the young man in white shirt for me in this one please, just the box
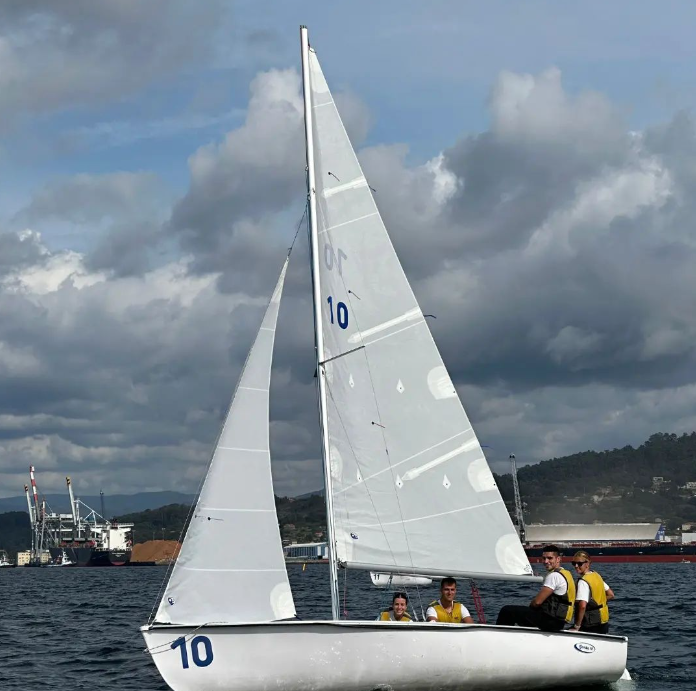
[495,544,575,632]
[425,577,474,623]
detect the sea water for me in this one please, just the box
[0,562,691,690]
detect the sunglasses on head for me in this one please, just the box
[571,561,588,566]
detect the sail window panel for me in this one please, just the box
[199,448,276,512]
[218,388,270,452]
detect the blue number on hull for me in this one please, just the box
[171,635,214,669]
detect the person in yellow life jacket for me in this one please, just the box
[496,544,575,632]
[570,551,614,634]
[377,592,412,622]
[426,577,474,623]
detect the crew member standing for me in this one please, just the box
[496,544,575,632]
[570,551,614,634]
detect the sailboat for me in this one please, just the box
[141,26,628,691]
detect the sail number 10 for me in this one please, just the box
[171,635,214,669]
[327,296,349,329]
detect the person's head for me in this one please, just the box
[440,577,457,604]
[571,550,591,575]
[392,592,408,619]
[540,545,562,572]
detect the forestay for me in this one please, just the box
[155,259,295,625]
[307,49,532,579]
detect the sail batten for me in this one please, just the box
[308,48,532,579]
[153,258,295,626]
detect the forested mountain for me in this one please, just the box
[496,432,696,530]
[2,432,696,554]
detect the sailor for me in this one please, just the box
[569,551,614,634]
[425,577,474,623]
[377,592,413,622]
[495,544,575,632]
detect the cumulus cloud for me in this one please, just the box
[5,61,696,499]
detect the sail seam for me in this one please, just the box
[355,499,505,528]
[217,446,268,452]
[335,430,470,494]
[259,327,275,332]
[347,307,422,344]
[313,99,334,108]
[322,176,367,198]
[319,212,379,235]
[239,386,268,392]
[362,320,425,347]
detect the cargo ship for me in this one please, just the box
[508,455,696,563]
[524,541,696,563]
[25,467,133,567]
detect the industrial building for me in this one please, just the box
[525,523,663,544]
[284,542,328,560]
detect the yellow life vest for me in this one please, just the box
[379,609,412,622]
[428,600,465,623]
[539,568,576,623]
[580,571,609,625]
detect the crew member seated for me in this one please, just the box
[377,592,412,622]
[426,577,474,623]
[496,544,575,632]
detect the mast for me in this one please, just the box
[300,24,340,620]
[510,454,526,544]
[67,477,78,541]
[24,484,35,559]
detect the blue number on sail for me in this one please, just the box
[327,296,349,329]
[171,635,214,669]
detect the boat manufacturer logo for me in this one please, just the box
[167,597,175,606]
[574,642,596,654]
[350,532,359,540]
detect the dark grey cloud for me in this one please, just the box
[0,0,226,123]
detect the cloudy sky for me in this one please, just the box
[2,1,696,499]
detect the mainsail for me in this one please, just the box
[307,48,532,580]
[155,258,295,625]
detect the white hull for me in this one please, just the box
[142,620,627,691]
[370,571,433,588]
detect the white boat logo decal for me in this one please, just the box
[350,532,359,539]
[168,597,175,605]
[574,643,596,654]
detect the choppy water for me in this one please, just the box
[0,562,692,690]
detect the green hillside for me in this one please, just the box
[496,432,696,530]
[3,431,696,555]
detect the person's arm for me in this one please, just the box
[605,582,615,601]
[570,600,586,630]
[463,615,474,624]
[425,606,438,622]
[530,586,553,608]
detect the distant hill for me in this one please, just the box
[0,491,197,516]
[4,431,696,556]
[496,432,696,530]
